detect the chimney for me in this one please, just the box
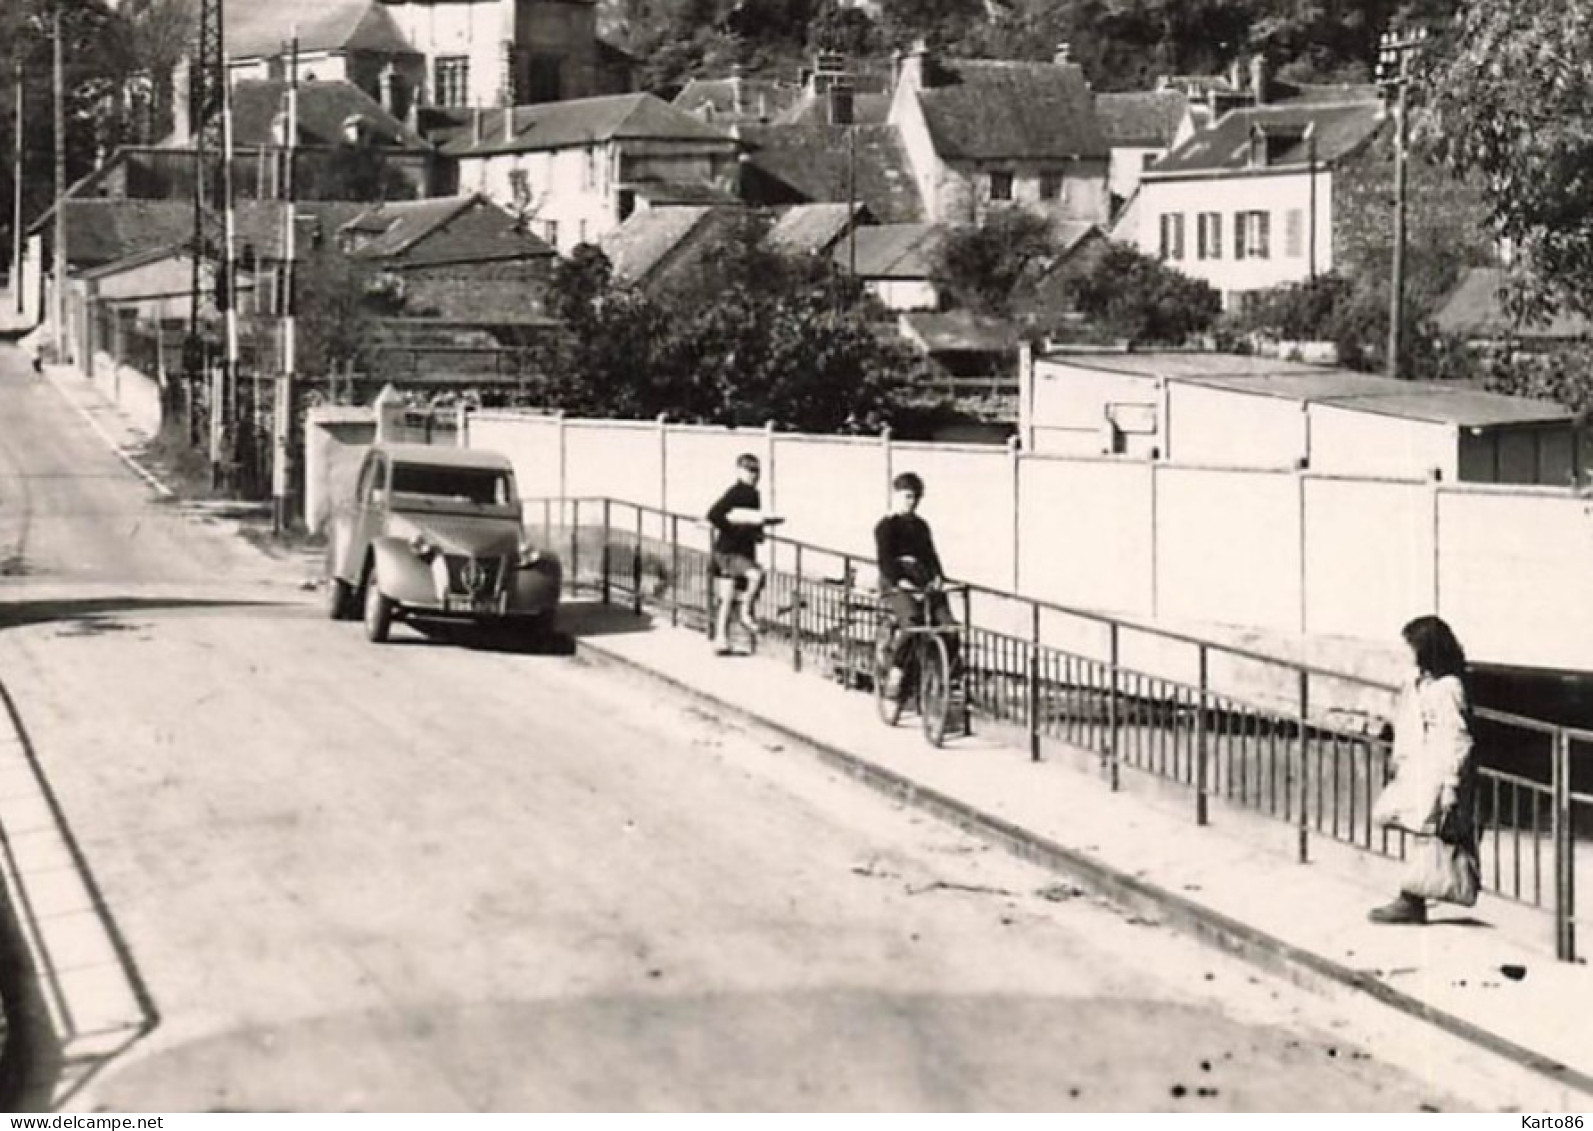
[503,105,514,142]
[1228,57,1243,91]
[1250,53,1269,104]
[731,63,746,116]
[1054,42,1072,65]
[472,107,484,145]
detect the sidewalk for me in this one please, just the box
[569,601,1593,1105]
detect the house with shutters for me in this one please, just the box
[441,94,740,253]
[1128,75,1385,307]
[886,43,1110,228]
[214,0,630,113]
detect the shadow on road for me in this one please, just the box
[0,595,289,636]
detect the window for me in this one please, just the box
[1234,210,1270,260]
[543,219,559,247]
[434,56,470,108]
[584,146,597,190]
[1158,212,1186,261]
[578,219,588,245]
[989,170,1013,201]
[1284,208,1305,258]
[1197,212,1223,260]
[1038,171,1064,201]
[507,170,531,213]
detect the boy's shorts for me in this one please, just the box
[712,551,760,581]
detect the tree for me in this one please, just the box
[1420,1,1593,321]
[293,243,405,378]
[930,210,1055,318]
[1065,243,1222,345]
[1,0,138,247]
[536,221,919,431]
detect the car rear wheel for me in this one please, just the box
[364,581,395,643]
[326,576,354,620]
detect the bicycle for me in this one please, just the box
[872,583,971,747]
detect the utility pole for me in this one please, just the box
[12,58,22,316]
[272,32,298,533]
[1377,26,1427,379]
[51,2,66,362]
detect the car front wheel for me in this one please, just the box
[364,581,395,643]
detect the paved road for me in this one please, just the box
[0,346,1476,1111]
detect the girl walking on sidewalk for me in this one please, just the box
[1370,615,1481,924]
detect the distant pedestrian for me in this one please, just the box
[1370,615,1481,924]
[706,453,774,654]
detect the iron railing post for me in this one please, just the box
[669,514,680,628]
[1298,669,1310,864]
[1554,729,1576,961]
[569,498,580,594]
[1028,603,1040,762]
[632,505,643,615]
[1107,622,1120,791]
[1197,644,1210,826]
[601,499,611,606]
[792,542,804,672]
[840,553,853,686]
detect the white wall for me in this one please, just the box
[1167,383,1303,467]
[866,278,939,312]
[1109,147,1163,205]
[1135,168,1332,298]
[452,408,1593,672]
[1026,359,1159,456]
[386,0,512,106]
[1308,404,1455,480]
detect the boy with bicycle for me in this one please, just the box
[874,471,959,699]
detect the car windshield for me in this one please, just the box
[390,463,513,506]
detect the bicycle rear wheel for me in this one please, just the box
[874,621,905,726]
[919,633,951,746]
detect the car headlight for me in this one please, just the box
[410,533,439,561]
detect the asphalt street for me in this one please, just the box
[0,344,1478,1111]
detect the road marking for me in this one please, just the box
[39,366,175,500]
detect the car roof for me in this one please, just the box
[370,442,515,471]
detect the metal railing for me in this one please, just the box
[526,496,1587,962]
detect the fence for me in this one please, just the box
[524,495,1588,962]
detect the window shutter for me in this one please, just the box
[1234,212,1246,260]
[1257,211,1271,259]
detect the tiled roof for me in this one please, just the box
[674,76,803,124]
[915,60,1107,161]
[226,0,415,60]
[444,93,735,156]
[737,123,923,224]
[343,196,554,266]
[234,79,429,150]
[832,223,942,279]
[51,199,367,267]
[763,203,863,256]
[1432,267,1593,341]
[1094,91,1188,147]
[599,206,720,286]
[1149,99,1383,177]
[777,91,892,126]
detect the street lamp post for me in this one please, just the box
[1377,26,1428,380]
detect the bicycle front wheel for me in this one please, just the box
[919,633,951,747]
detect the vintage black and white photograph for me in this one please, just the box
[0,0,1589,1114]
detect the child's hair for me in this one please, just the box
[1401,615,1468,680]
[892,472,924,495]
[736,453,761,472]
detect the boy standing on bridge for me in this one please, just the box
[707,453,771,655]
